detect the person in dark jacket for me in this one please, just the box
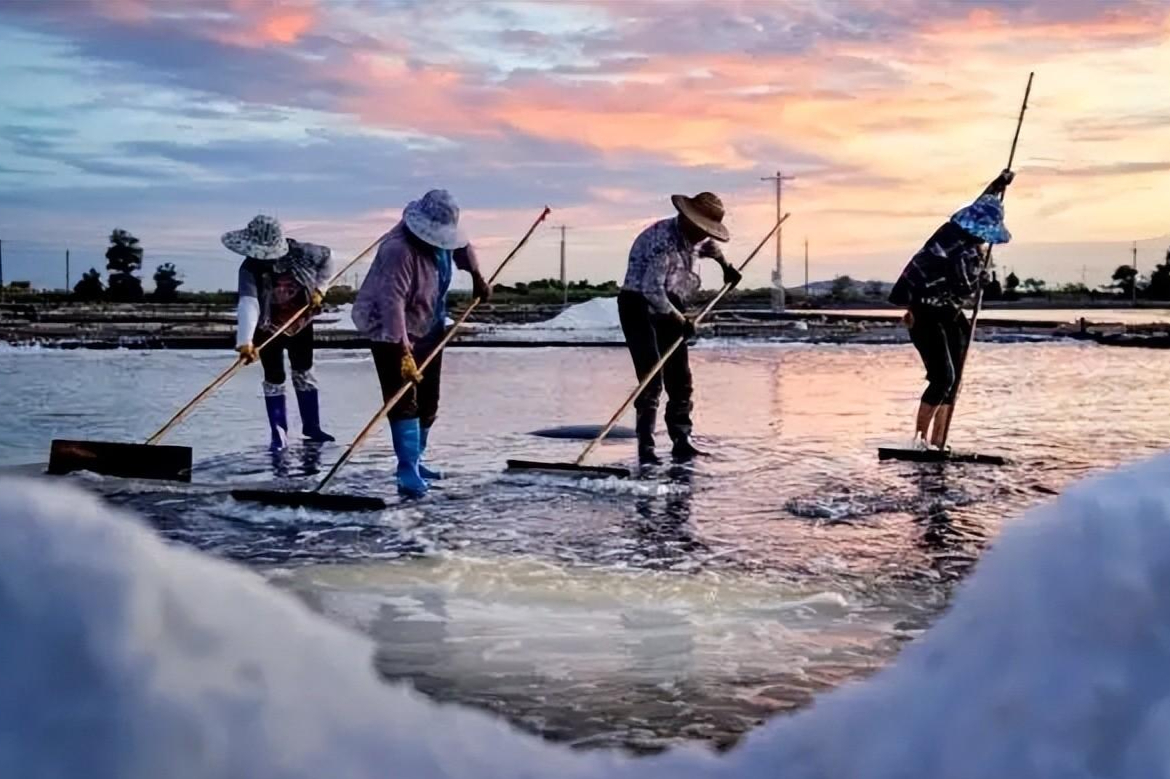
[889,170,1015,449]
[224,215,335,452]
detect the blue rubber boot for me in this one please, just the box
[390,418,428,498]
[295,388,335,443]
[418,425,443,481]
[264,393,289,452]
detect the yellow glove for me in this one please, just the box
[236,343,259,364]
[310,289,325,308]
[400,350,425,384]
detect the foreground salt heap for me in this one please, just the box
[5,453,1170,778]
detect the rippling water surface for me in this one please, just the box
[2,341,1167,750]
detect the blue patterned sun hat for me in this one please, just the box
[951,194,1011,245]
[403,189,469,250]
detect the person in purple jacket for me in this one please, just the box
[352,189,490,498]
[888,170,1015,450]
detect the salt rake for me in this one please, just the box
[231,206,552,512]
[48,236,385,483]
[507,213,790,479]
[880,72,1033,468]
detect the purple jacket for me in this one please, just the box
[352,222,481,346]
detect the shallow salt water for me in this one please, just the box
[3,340,1169,750]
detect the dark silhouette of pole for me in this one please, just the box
[66,249,70,291]
[553,224,570,305]
[804,238,809,298]
[760,171,795,311]
[0,238,4,303]
[1133,241,1138,306]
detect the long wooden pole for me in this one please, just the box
[573,214,790,466]
[311,206,552,494]
[939,72,1033,448]
[145,235,383,445]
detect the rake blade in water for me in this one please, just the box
[48,439,193,482]
[230,488,387,512]
[505,459,631,479]
[877,447,1008,466]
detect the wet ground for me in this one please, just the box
[2,340,1168,750]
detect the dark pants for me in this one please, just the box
[909,306,970,406]
[617,290,693,440]
[370,337,444,427]
[259,322,314,386]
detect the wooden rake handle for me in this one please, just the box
[939,71,1033,448]
[145,235,384,445]
[312,206,552,494]
[573,213,791,467]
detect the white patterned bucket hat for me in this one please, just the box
[222,214,289,260]
[403,189,468,250]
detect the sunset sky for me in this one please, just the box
[2,0,1169,292]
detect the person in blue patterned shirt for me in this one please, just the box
[889,170,1015,449]
[618,192,741,464]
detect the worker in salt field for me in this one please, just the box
[888,169,1015,450]
[225,215,336,451]
[618,192,742,464]
[351,189,491,498]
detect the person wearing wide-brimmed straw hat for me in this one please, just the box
[224,215,335,452]
[351,189,490,498]
[888,169,1016,451]
[618,192,742,465]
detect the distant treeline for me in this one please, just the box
[5,230,1170,307]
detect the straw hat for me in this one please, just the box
[221,214,289,260]
[403,189,469,250]
[671,192,730,242]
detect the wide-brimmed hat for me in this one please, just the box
[951,194,1011,245]
[403,189,468,250]
[671,192,730,242]
[222,214,289,260]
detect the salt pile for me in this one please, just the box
[8,452,1170,777]
[523,297,621,330]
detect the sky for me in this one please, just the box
[1,0,1169,292]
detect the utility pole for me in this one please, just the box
[553,224,570,305]
[804,238,809,298]
[66,249,70,291]
[760,170,795,311]
[0,238,4,303]
[1133,241,1138,306]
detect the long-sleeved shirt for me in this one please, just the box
[237,238,332,347]
[621,217,702,316]
[888,174,1010,311]
[351,222,481,345]
[888,221,982,310]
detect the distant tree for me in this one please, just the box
[863,280,884,297]
[1058,282,1091,296]
[1145,254,1170,301]
[1112,264,1138,297]
[1022,277,1047,295]
[830,275,857,300]
[106,229,144,302]
[1002,271,1020,302]
[151,262,184,302]
[73,268,105,301]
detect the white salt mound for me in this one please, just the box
[7,451,1170,777]
[525,297,621,330]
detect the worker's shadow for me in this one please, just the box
[911,466,988,585]
[628,466,709,568]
